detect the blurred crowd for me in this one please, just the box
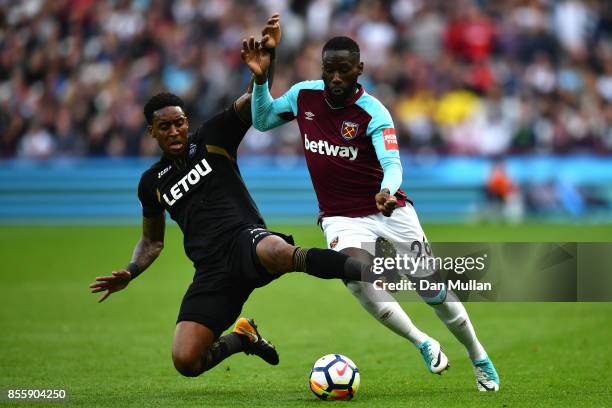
[1,0,612,159]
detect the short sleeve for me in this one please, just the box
[137,172,164,218]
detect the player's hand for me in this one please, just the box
[375,189,397,217]
[261,13,281,50]
[89,270,131,303]
[241,36,270,84]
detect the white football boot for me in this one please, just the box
[473,356,500,391]
[417,338,450,374]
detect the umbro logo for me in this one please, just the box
[305,111,315,120]
[380,310,393,321]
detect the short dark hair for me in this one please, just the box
[143,92,185,124]
[322,36,360,57]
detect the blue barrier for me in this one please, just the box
[1,156,611,225]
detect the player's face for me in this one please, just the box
[149,106,189,156]
[322,50,363,106]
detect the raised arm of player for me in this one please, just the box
[242,19,319,132]
[89,213,165,303]
[234,13,280,124]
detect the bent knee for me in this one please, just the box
[172,351,203,377]
[267,242,295,274]
[258,237,295,274]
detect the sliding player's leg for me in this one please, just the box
[162,224,381,379]
[172,318,279,377]
[172,320,216,377]
[248,227,371,281]
[171,219,376,379]
[172,281,278,377]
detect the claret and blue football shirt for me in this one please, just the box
[252,80,407,218]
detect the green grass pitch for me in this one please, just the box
[1,223,611,407]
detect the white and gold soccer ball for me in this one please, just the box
[309,354,360,400]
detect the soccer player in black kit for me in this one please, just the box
[88,14,372,378]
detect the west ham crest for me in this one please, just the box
[340,121,359,141]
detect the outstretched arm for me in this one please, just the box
[235,13,280,124]
[242,36,301,131]
[89,213,165,302]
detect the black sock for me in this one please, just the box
[201,332,245,372]
[292,247,371,281]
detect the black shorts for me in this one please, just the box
[177,226,294,338]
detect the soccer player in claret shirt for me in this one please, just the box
[88,16,375,379]
[243,36,500,391]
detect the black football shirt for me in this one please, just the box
[137,105,265,273]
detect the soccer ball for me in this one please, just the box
[309,354,360,400]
